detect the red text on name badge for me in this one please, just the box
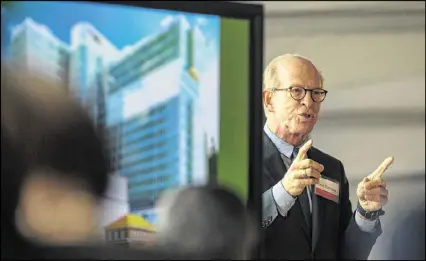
[314,176,340,204]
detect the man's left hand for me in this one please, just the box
[356,157,394,212]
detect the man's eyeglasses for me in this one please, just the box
[271,86,328,103]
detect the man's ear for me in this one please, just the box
[262,89,274,113]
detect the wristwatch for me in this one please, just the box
[357,201,385,220]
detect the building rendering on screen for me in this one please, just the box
[9,15,208,225]
[105,214,156,248]
[9,18,70,85]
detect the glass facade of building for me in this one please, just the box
[102,18,203,222]
[10,18,69,85]
[7,16,207,224]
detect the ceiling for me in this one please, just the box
[259,1,425,92]
[239,1,425,16]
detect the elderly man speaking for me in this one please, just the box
[261,54,393,260]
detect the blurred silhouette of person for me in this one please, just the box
[387,200,425,260]
[0,64,180,260]
[1,63,110,249]
[155,185,258,260]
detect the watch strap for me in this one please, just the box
[357,201,385,220]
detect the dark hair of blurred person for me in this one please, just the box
[1,63,110,257]
[155,185,259,260]
[1,64,181,260]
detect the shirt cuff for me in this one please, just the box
[355,210,379,233]
[272,181,296,217]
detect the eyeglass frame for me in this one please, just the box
[269,86,329,103]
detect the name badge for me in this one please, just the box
[314,175,340,203]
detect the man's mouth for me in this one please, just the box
[300,113,314,119]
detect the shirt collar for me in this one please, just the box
[263,124,295,158]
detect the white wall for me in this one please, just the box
[264,5,425,182]
[312,76,425,180]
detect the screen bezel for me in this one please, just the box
[86,0,264,255]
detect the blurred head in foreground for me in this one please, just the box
[155,185,258,260]
[1,64,110,252]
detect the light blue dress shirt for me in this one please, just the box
[264,124,378,232]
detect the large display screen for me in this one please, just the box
[2,1,251,245]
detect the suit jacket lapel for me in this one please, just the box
[308,148,326,252]
[263,133,287,183]
[263,133,312,242]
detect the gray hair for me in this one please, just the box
[155,186,258,259]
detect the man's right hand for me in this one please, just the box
[281,140,324,197]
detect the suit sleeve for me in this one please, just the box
[337,161,382,260]
[262,169,297,229]
[262,188,279,228]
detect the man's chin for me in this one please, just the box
[287,126,313,136]
[283,135,308,147]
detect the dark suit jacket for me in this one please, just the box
[262,133,382,260]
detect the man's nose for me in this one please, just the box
[302,91,314,107]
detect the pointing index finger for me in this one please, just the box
[295,140,313,162]
[373,157,394,180]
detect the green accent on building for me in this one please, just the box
[186,29,199,82]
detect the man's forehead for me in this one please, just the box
[276,58,322,87]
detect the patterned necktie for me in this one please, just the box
[292,147,312,235]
